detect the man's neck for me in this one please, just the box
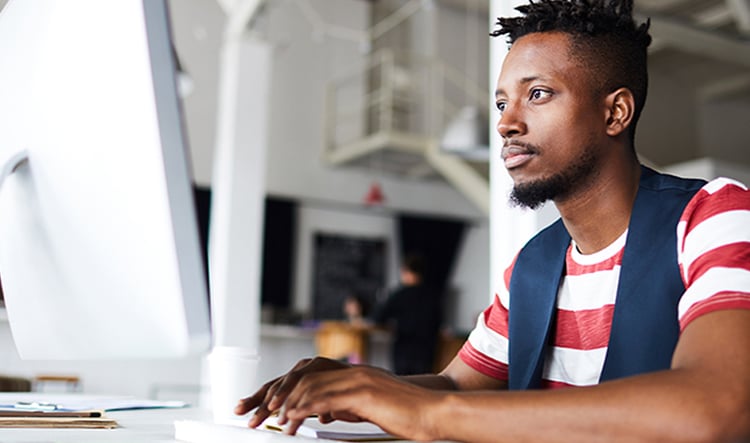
[556,156,641,255]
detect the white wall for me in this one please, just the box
[445,219,491,333]
[635,53,703,166]
[665,157,750,184]
[697,98,750,165]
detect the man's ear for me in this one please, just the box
[605,88,635,137]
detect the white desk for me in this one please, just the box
[0,407,427,443]
[0,407,304,443]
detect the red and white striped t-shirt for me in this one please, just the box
[459,177,750,388]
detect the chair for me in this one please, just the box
[315,321,371,364]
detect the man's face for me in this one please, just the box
[495,32,608,209]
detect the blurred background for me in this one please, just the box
[0,0,747,404]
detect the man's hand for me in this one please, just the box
[235,356,351,428]
[278,365,445,441]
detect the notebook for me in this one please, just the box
[0,415,118,429]
[0,409,117,429]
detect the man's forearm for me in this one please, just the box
[429,370,746,443]
[401,373,458,390]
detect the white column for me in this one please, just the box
[489,1,559,300]
[208,34,271,352]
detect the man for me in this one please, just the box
[236,1,750,441]
[372,253,441,375]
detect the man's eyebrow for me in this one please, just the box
[495,75,546,98]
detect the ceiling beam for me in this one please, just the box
[693,3,733,28]
[635,13,750,68]
[727,0,750,34]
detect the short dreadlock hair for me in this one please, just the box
[492,0,651,143]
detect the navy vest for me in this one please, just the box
[507,166,706,390]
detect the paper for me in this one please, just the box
[0,393,187,412]
[263,415,396,442]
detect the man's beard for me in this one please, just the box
[509,149,599,210]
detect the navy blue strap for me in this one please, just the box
[600,168,704,380]
[508,220,569,390]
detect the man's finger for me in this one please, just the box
[247,402,274,428]
[235,376,281,415]
[284,416,306,436]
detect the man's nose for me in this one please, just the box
[497,105,526,139]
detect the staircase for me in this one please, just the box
[323,48,491,215]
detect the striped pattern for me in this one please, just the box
[677,177,750,328]
[459,177,750,388]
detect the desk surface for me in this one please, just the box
[2,407,191,443]
[0,407,425,443]
[0,407,295,443]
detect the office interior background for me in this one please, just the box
[0,0,748,402]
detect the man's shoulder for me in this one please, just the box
[695,176,748,195]
[680,177,749,225]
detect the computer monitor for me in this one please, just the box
[0,0,212,359]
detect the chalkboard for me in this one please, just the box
[312,233,386,320]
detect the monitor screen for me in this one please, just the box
[0,0,211,359]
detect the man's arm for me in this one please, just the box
[280,309,750,443]
[402,354,508,391]
[434,309,750,443]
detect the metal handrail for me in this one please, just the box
[325,47,490,153]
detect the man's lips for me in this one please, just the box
[501,142,537,169]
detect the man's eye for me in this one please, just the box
[496,101,507,113]
[530,89,552,100]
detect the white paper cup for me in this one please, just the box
[207,346,260,424]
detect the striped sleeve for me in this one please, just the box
[458,293,510,380]
[677,177,750,330]
[457,257,517,381]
